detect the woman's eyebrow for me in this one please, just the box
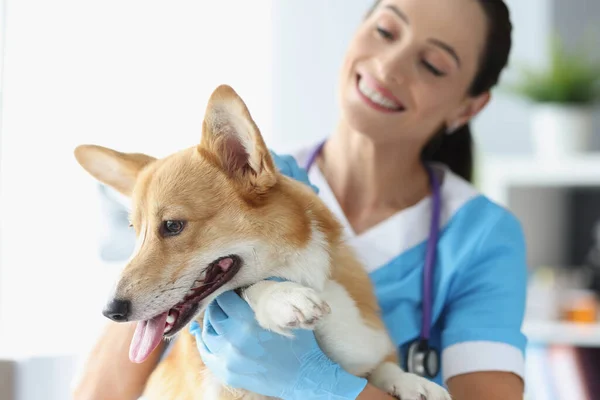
[428,38,462,67]
[384,4,462,68]
[385,4,409,25]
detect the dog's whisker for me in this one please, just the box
[189,278,221,289]
[158,277,222,296]
[159,285,189,293]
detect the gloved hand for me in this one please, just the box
[270,151,319,194]
[189,291,368,400]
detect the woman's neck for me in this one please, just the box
[317,123,430,233]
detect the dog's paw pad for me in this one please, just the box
[256,284,330,333]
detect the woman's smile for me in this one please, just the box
[355,72,406,113]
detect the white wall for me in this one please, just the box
[0,0,5,345]
[270,0,369,153]
[0,0,272,360]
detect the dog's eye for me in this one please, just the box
[161,220,186,237]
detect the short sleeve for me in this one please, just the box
[441,210,528,384]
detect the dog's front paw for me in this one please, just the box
[254,282,331,336]
[369,362,451,400]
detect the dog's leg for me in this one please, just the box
[312,279,396,376]
[368,361,451,400]
[242,280,331,336]
[243,280,450,400]
[315,280,451,400]
[243,279,389,374]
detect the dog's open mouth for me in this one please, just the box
[129,255,242,363]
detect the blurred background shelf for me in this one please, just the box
[524,321,600,347]
[480,154,600,280]
[480,154,600,205]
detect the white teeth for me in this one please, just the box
[187,289,195,297]
[358,78,401,110]
[164,313,176,334]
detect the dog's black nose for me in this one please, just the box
[102,299,131,322]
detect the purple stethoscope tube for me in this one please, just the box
[304,140,441,351]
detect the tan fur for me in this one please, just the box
[74,84,441,399]
[331,244,389,333]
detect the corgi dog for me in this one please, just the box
[74,84,451,400]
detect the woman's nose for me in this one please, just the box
[375,49,410,84]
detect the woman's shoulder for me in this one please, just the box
[440,164,523,235]
[439,165,526,267]
[439,167,528,306]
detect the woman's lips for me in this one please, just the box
[356,73,405,113]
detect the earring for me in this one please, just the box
[445,123,460,135]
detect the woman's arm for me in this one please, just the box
[357,370,524,400]
[440,209,528,400]
[357,384,396,399]
[72,321,164,400]
[358,371,523,400]
[447,371,524,400]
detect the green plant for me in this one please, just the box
[507,37,600,104]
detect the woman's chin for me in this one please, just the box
[340,103,404,141]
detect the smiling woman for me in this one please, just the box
[342,0,506,185]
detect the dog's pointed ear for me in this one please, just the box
[74,144,156,197]
[200,84,277,197]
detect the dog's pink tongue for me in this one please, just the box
[129,312,169,363]
[219,258,233,271]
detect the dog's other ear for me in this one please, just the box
[200,84,277,199]
[74,145,155,197]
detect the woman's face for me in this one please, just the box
[338,0,490,146]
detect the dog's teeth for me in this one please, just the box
[166,314,176,324]
[187,290,195,296]
[164,325,172,334]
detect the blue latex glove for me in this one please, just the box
[270,151,319,194]
[189,291,368,400]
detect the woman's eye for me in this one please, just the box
[161,220,186,237]
[376,26,393,40]
[422,60,445,77]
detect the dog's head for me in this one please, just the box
[74,85,314,363]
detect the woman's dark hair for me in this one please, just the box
[367,0,513,182]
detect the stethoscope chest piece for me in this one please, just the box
[407,340,440,379]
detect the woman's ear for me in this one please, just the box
[446,91,491,131]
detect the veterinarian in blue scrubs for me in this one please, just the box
[189,1,527,399]
[72,0,527,399]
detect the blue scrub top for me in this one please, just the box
[371,195,528,386]
[296,145,528,387]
